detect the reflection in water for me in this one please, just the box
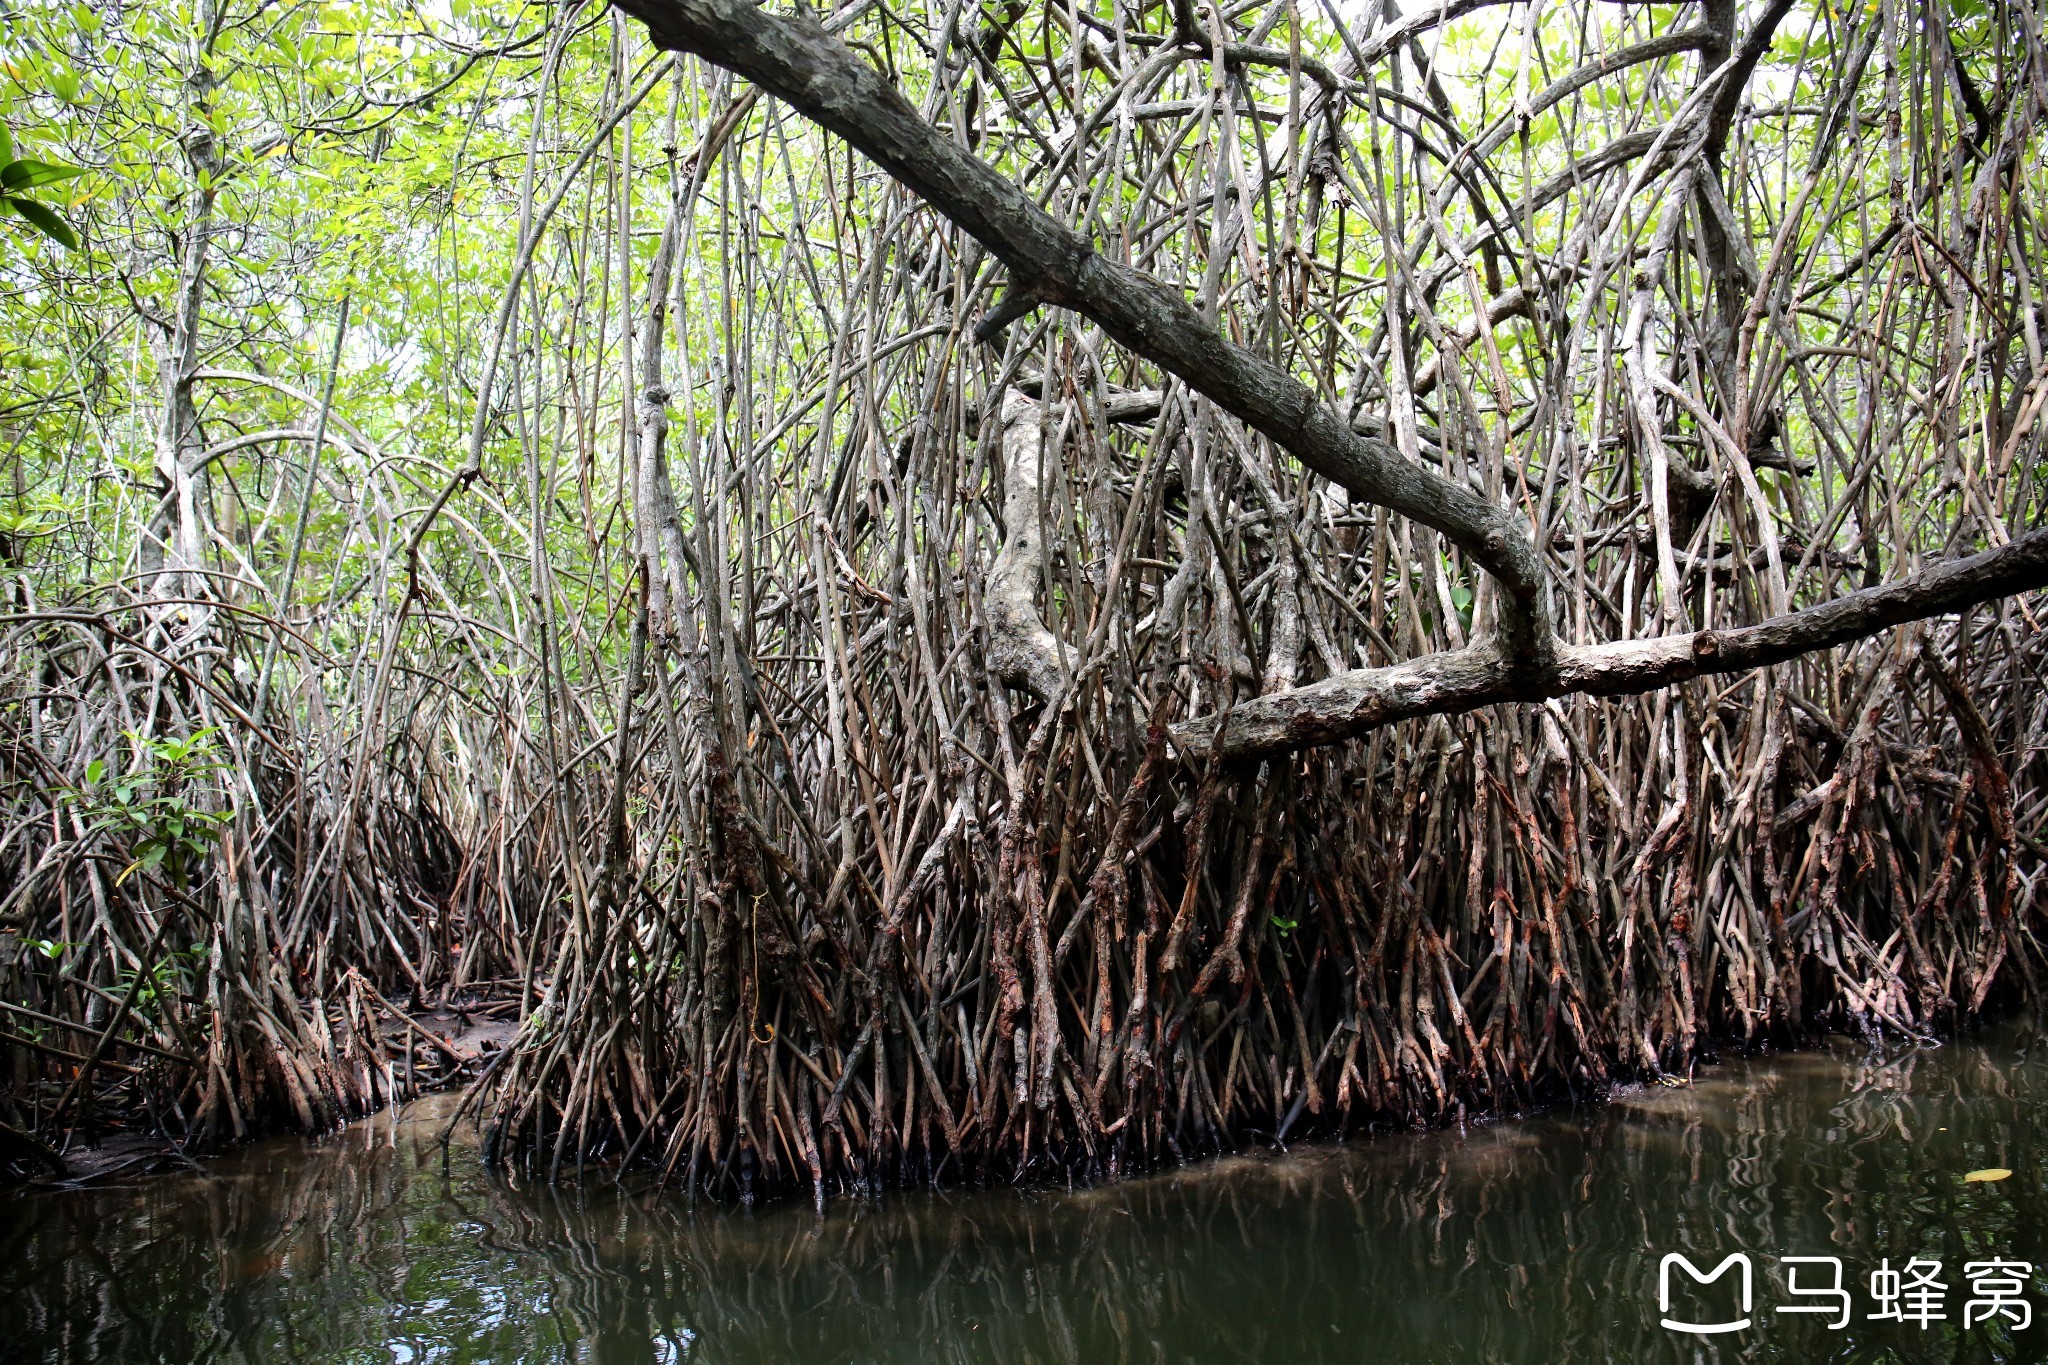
[5,1023,2046,1363]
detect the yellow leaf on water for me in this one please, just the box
[1964,1168,2012,1183]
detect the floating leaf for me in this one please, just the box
[1964,1168,2012,1183]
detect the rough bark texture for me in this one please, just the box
[613,0,1556,669]
[985,393,1071,700]
[8,0,2045,1204]
[1183,528,2048,758]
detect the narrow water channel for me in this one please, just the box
[6,1020,2044,1363]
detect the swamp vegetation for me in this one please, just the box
[0,0,2045,1203]
[7,1020,2046,1361]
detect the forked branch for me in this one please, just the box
[609,0,1555,669]
[608,0,2046,761]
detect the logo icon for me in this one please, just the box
[1660,1253,1753,1335]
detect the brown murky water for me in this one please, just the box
[4,1021,2045,1362]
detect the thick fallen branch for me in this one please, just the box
[1177,527,2048,759]
[609,0,1554,665]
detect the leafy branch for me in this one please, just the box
[0,121,86,249]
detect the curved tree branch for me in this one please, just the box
[606,0,2048,768]
[608,0,1555,670]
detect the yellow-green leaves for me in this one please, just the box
[1963,1168,2013,1183]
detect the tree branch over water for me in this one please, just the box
[610,0,1555,670]
[608,0,2042,760]
[7,0,2043,1194]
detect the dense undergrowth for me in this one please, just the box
[3,0,2046,1197]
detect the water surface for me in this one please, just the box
[6,1022,2046,1363]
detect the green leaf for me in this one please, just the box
[2,159,87,191]
[0,125,13,166]
[6,196,78,249]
